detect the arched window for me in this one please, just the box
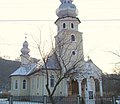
[71,35,75,41]
[15,80,18,89]
[50,75,54,87]
[72,51,76,55]
[71,23,74,28]
[63,23,66,28]
[23,80,26,89]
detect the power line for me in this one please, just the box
[81,19,120,22]
[0,20,53,22]
[0,43,21,46]
[0,19,119,22]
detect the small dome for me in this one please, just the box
[23,41,28,47]
[56,0,78,18]
[21,41,30,55]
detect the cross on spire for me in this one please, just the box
[25,33,27,40]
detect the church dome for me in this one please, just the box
[21,41,30,55]
[56,0,78,18]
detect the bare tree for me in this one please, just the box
[108,50,120,74]
[33,30,84,104]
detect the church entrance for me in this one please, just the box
[68,80,79,96]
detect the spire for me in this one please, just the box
[20,36,31,65]
[56,0,78,18]
[21,37,30,55]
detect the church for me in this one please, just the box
[10,0,103,103]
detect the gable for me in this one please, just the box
[84,59,102,79]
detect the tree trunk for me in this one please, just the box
[49,95,55,104]
[46,83,55,104]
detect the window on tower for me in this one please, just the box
[71,34,75,41]
[71,23,74,28]
[72,51,76,55]
[63,23,66,28]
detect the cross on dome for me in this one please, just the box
[25,33,28,40]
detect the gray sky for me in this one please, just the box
[0,0,120,73]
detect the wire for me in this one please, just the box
[0,43,21,46]
[0,19,119,22]
[81,19,120,22]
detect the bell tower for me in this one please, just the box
[55,0,80,32]
[55,0,84,70]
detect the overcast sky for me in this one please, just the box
[0,0,120,73]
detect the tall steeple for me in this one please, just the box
[20,37,30,65]
[55,0,84,71]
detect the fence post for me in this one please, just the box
[112,96,116,104]
[9,95,13,104]
[100,97,103,104]
[77,95,80,104]
[43,95,47,104]
[118,96,120,104]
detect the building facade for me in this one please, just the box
[10,0,103,103]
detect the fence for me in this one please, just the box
[95,97,113,104]
[0,95,120,104]
[0,95,80,104]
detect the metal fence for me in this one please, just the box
[0,95,120,104]
[95,97,113,104]
[0,95,80,104]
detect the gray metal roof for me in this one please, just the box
[10,63,37,76]
[44,53,61,70]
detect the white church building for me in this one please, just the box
[10,0,103,103]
